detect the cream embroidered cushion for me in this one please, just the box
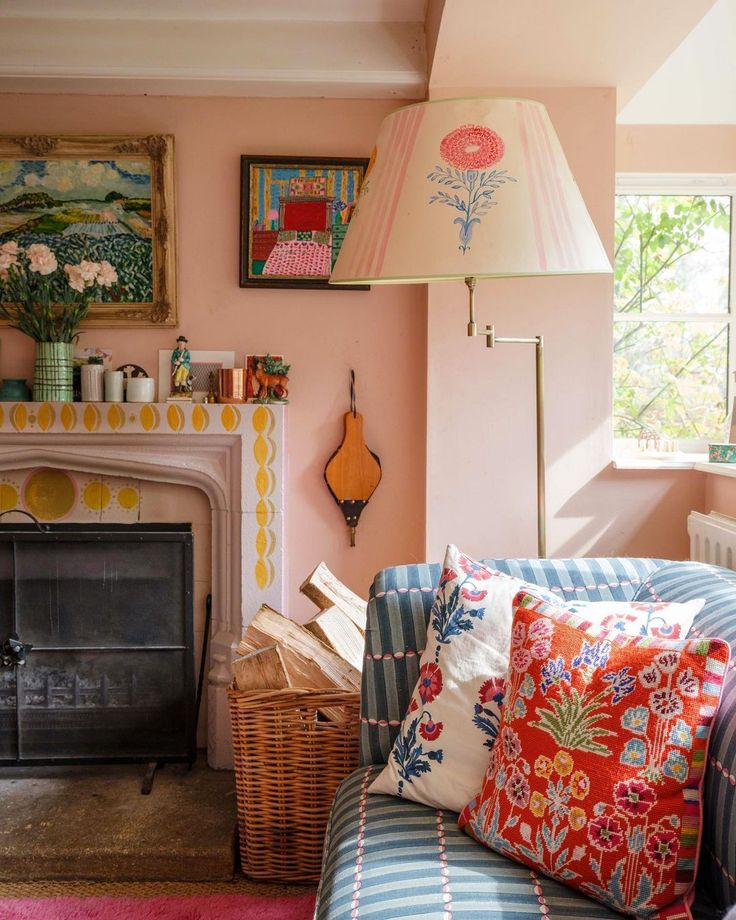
[369,545,704,813]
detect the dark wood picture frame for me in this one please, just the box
[239,155,369,290]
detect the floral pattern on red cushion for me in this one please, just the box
[459,591,730,918]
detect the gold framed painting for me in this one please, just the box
[0,135,177,326]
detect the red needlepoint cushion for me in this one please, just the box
[370,545,702,815]
[459,591,730,919]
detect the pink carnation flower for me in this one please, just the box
[96,260,118,287]
[26,243,57,275]
[64,263,86,293]
[79,260,101,282]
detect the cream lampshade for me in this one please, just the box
[330,97,612,557]
[330,96,610,284]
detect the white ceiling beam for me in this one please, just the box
[0,17,427,98]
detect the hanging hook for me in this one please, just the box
[350,369,357,417]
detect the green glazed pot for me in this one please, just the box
[0,378,32,401]
[33,342,74,402]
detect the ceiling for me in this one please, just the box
[618,0,736,124]
[0,0,731,124]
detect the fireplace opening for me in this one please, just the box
[0,523,195,767]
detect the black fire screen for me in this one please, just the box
[0,524,195,765]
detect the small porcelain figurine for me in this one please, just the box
[252,354,290,403]
[170,335,192,398]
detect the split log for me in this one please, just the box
[300,561,367,632]
[238,604,361,692]
[232,644,290,692]
[305,607,364,672]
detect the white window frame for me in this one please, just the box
[614,173,736,457]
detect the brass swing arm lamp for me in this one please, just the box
[465,275,546,557]
[330,97,611,559]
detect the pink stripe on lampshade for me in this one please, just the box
[531,104,582,268]
[516,101,547,272]
[372,105,425,276]
[361,106,421,279]
[350,113,402,279]
[527,103,567,269]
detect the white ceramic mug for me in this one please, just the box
[126,377,156,403]
[104,370,124,403]
[81,364,105,401]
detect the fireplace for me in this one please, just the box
[0,401,285,768]
[0,523,195,766]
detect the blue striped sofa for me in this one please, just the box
[314,558,736,920]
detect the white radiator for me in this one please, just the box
[688,511,736,570]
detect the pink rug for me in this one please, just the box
[0,893,316,919]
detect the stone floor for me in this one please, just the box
[0,758,237,881]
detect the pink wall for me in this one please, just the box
[617,125,736,173]
[0,94,427,618]
[425,88,701,563]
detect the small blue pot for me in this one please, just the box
[0,378,32,401]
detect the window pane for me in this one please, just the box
[613,320,728,439]
[615,195,730,315]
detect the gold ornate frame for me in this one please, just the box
[0,134,177,327]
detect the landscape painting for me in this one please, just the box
[0,136,177,326]
[240,155,368,290]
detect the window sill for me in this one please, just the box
[694,461,736,479]
[613,453,706,471]
[613,455,736,477]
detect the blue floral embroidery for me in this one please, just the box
[663,749,689,782]
[621,705,649,735]
[512,697,527,719]
[572,639,611,672]
[602,667,636,703]
[620,738,647,767]
[540,656,571,694]
[391,715,444,793]
[668,719,693,749]
[430,578,486,646]
[473,701,503,751]
[520,674,536,699]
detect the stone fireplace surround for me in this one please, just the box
[0,401,285,768]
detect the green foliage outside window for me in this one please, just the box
[613,193,731,440]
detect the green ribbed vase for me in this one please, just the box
[33,342,74,402]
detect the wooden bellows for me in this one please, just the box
[324,371,381,546]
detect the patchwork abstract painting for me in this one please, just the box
[240,156,368,289]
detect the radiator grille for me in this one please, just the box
[687,511,736,570]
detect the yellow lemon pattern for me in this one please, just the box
[252,407,277,590]
[61,404,76,431]
[10,404,27,432]
[140,404,160,431]
[37,403,55,431]
[83,404,101,432]
[192,404,209,433]
[166,404,184,432]
[107,404,125,431]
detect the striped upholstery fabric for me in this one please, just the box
[360,557,664,766]
[316,766,631,920]
[633,561,736,914]
[315,557,736,920]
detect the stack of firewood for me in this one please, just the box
[232,562,366,697]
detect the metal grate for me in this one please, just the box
[0,524,195,766]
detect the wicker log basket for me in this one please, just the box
[229,686,360,882]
